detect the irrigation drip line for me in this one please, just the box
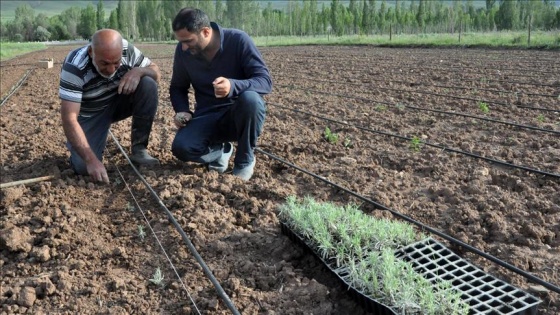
[268,102,560,179]
[408,66,554,79]
[256,148,560,294]
[0,69,33,107]
[277,82,560,114]
[282,73,559,99]
[109,131,241,315]
[293,83,560,135]
[275,52,560,68]
[403,105,560,136]
[110,160,202,315]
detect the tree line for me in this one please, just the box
[2,0,559,42]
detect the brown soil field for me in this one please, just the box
[1,44,559,315]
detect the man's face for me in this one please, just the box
[90,47,121,79]
[175,27,211,55]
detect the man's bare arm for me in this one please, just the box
[60,100,109,182]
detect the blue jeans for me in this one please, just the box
[68,76,158,174]
[172,91,266,168]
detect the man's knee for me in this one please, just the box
[237,91,265,116]
[172,138,203,162]
[138,76,158,92]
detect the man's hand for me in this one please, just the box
[212,77,231,98]
[118,68,143,95]
[174,111,193,128]
[86,158,110,183]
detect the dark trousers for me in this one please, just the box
[68,76,158,174]
[171,91,266,168]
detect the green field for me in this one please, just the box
[0,42,46,61]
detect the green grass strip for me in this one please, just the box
[0,42,46,61]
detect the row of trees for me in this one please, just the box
[2,0,560,42]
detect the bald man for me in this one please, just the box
[59,29,161,183]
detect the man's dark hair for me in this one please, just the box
[172,8,211,33]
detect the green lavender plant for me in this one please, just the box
[410,136,422,152]
[149,267,164,287]
[127,202,135,212]
[278,196,469,315]
[324,127,339,144]
[537,114,545,123]
[138,225,146,241]
[375,104,387,111]
[478,101,489,113]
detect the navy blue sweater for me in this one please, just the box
[170,22,272,115]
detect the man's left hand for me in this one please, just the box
[212,77,231,98]
[118,68,143,95]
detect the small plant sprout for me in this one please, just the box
[478,101,489,113]
[395,103,406,111]
[138,225,146,241]
[537,114,545,123]
[149,267,165,287]
[127,202,135,212]
[409,136,422,152]
[343,137,352,148]
[375,104,387,111]
[324,127,339,144]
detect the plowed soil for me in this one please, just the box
[1,44,559,315]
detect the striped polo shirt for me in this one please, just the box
[59,40,151,116]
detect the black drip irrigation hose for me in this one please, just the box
[256,148,560,295]
[281,73,559,98]
[273,85,560,135]
[268,102,560,179]
[109,131,241,315]
[403,105,560,136]
[408,65,555,80]
[110,160,202,315]
[277,80,560,113]
[0,69,33,107]
[346,75,557,99]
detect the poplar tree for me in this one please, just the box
[96,0,105,29]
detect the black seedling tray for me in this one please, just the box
[281,222,542,315]
[280,222,397,315]
[396,238,541,315]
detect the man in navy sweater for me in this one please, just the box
[169,8,272,181]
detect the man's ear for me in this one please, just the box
[87,45,92,57]
[202,27,211,38]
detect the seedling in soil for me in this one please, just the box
[324,127,339,144]
[138,225,146,241]
[395,103,406,111]
[279,197,468,315]
[343,137,353,148]
[375,104,387,111]
[478,101,489,113]
[149,267,165,287]
[537,114,545,123]
[127,202,135,212]
[409,136,422,152]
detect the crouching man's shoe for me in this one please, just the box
[130,148,160,165]
[232,159,256,181]
[208,142,233,173]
